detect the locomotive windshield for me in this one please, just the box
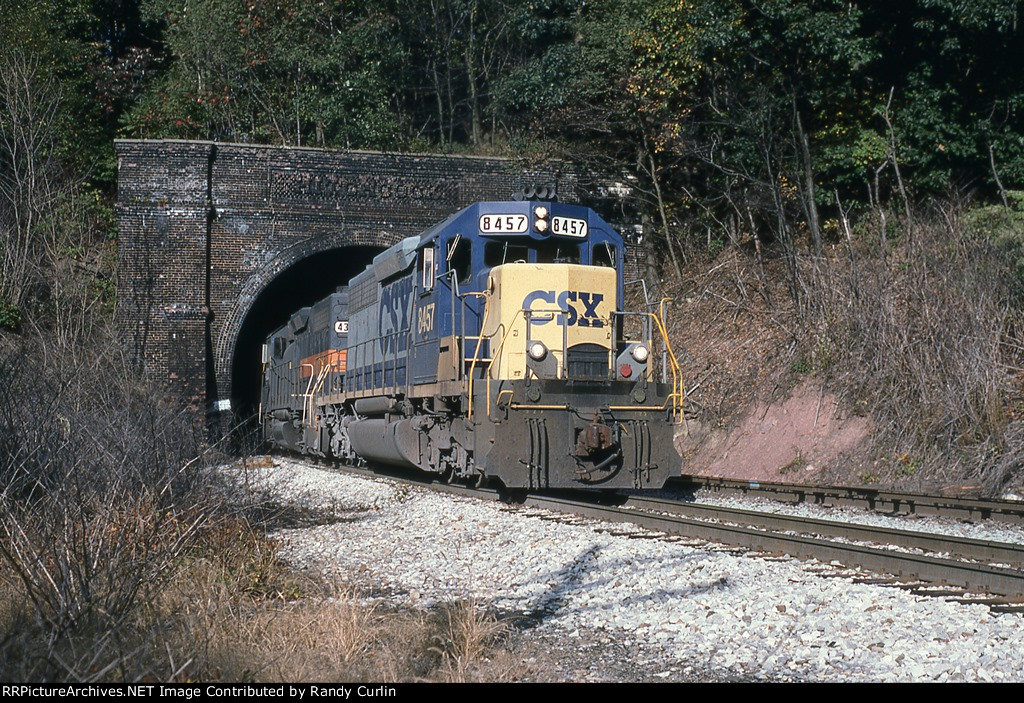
[481,239,583,266]
[484,241,530,266]
[535,240,580,264]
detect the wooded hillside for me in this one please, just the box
[3,0,1024,487]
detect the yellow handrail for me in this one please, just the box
[462,290,492,422]
[649,302,684,422]
[468,311,523,423]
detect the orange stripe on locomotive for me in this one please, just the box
[299,349,347,377]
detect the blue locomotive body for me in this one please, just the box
[261,201,683,489]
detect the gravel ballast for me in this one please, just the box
[229,460,1024,682]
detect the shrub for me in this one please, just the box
[0,325,217,680]
[800,204,1024,493]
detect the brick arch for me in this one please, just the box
[215,233,396,412]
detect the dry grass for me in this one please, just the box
[798,207,1024,491]
[0,507,521,682]
[428,600,511,682]
[141,524,517,682]
[0,326,523,683]
[672,200,1024,494]
[0,327,222,680]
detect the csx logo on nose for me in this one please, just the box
[522,290,605,327]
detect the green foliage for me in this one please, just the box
[493,43,580,116]
[5,0,1024,318]
[895,453,921,477]
[0,300,22,331]
[102,1,1024,214]
[706,236,727,257]
[1,0,120,328]
[0,0,109,179]
[779,452,807,475]
[125,0,405,148]
[859,471,880,485]
[872,2,1024,192]
[629,0,745,113]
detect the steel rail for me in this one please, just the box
[675,477,1024,524]
[618,495,1024,567]
[519,493,1024,601]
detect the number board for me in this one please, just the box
[479,214,528,234]
[551,216,588,237]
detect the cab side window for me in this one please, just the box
[447,237,472,284]
[593,243,616,268]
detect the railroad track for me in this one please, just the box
[527,492,1024,611]
[673,476,1024,525]
[317,460,1024,611]
[617,494,1024,567]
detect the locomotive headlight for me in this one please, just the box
[533,206,549,220]
[630,344,650,363]
[534,218,549,233]
[528,341,548,361]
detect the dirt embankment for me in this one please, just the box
[663,231,1024,497]
[661,249,874,488]
[677,382,870,483]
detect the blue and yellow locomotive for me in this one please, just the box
[261,201,683,489]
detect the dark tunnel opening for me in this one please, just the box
[228,245,382,424]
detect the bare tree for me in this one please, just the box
[0,47,71,318]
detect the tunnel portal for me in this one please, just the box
[228,245,380,421]
[115,140,577,430]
